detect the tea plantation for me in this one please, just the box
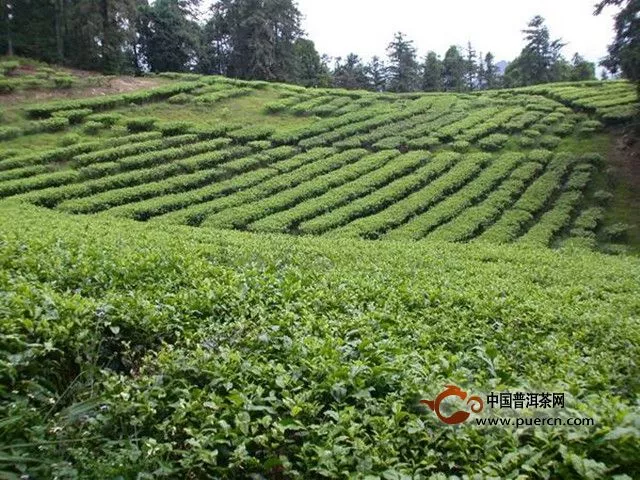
[1,70,639,478]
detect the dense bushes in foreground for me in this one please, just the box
[0,204,638,478]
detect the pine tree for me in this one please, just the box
[206,0,302,81]
[477,52,486,90]
[443,45,466,92]
[333,53,369,90]
[138,0,201,72]
[484,52,499,89]
[421,51,443,92]
[570,53,596,81]
[464,41,477,90]
[366,56,387,92]
[505,15,566,86]
[386,32,419,92]
[291,38,325,87]
[595,0,640,94]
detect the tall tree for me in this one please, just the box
[570,53,596,81]
[386,32,419,92]
[421,51,443,92]
[505,15,566,86]
[477,51,486,89]
[483,52,499,89]
[366,55,387,92]
[291,38,326,87]
[443,45,466,92]
[464,41,477,90]
[333,53,369,90]
[1,0,13,56]
[206,0,302,81]
[138,0,201,73]
[595,0,640,93]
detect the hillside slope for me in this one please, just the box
[0,72,638,252]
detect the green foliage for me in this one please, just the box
[83,121,105,135]
[125,117,159,133]
[0,204,639,478]
[479,133,510,151]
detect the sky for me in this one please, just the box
[202,0,617,67]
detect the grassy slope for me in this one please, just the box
[1,202,639,478]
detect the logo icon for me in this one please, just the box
[421,385,484,425]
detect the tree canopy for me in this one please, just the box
[0,5,608,92]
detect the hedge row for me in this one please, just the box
[0,131,163,173]
[200,149,373,229]
[455,107,524,142]
[385,152,525,240]
[2,138,231,197]
[24,81,202,118]
[433,107,500,141]
[218,146,298,175]
[193,87,253,104]
[427,161,545,242]
[56,145,297,214]
[476,155,578,243]
[72,135,197,167]
[247,150,422,233]
[22,145,252,209]
[519,190,584,246]
[298,99,434,149]
[270,107,384,145]
[329,153,490,239]
[76,138,233,179]
[298,151,462,235]
[111,148,335,222]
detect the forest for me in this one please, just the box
[2,0,635,92]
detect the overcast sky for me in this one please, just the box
[203,0,617,66]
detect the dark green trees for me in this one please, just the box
[443,45,466,92]
[138,0,201,73]
[422,51,443,91]
[205,0,302,81]
[386,32,419,92]
[595,0,640,92]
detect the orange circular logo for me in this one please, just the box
[421,385,484,425]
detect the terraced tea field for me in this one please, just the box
[1,75,637,252]
[1,70,640,478]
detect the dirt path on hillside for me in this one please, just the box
[606,129,640,248]
[0,76,164,105]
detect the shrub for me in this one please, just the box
[52,108,93,124]
[0,126,21,140]
[228,125,274,142]
[125,117,159,133]
[59,133,82,147]
[83,121,104,135]
[0,79,16,94]
[24,117,69,134]
[553,122,574,137]
[248,140,272,151]
[157,121,194,136]
[519,136,535,148]
[539,135,561,149]
[479,133,509,151]
[0,60,20,75]
[451,140,471,153]
[593,190,613,204]
[373,136,407,151]
[603,223,630,241]
[522,129,541,138]
[52,75,75,89]
[167,93,192,104]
